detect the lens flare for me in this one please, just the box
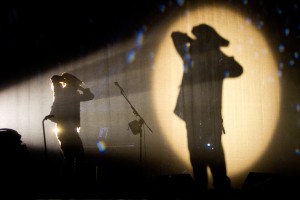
[97,140,107,154]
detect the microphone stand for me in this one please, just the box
[42,118,48,161]
[115,82,153,164]
[42,114,56,187]
[42,115,54,161]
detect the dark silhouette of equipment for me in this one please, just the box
[42,114,54,160]
[0,128,29,195]
[114,82,152,163]
[128,119,142,135]
[44,114,54,120]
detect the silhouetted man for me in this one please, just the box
[49,72,94,186]
[171,24,243,190]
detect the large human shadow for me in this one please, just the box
[171,24,243,190]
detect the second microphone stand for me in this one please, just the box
[115,82,153,164]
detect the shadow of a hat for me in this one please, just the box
[192,24,229,47]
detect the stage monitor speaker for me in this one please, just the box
[242,172,281,191]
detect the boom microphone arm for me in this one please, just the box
[114,82,152,133]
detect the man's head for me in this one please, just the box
[62,72,83,87]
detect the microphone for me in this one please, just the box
[114,82,124,92]
[44,114,54,120]
[114,82,120,87]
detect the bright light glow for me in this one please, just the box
[151,4,280,188]
[61,82,67,88]
[53,125,61,145]
[54,125,59,135]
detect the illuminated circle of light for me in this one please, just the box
[151,4,280,188]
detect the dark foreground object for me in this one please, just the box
[0,128,298,199]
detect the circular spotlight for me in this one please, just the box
[151,4,280,188]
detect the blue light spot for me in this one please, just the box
[176,0,184,6]
[96,140,106,154]
[278,69,282,78]
[293,4,298,10]
[296,104,300,112]
[256,20,264,29]
[205,143,214,151]
[276,7,282,15]
[294,52,299,59]
[135,26,146,48]
[278,44,285,53]
[295,149,300,156]
[184,53,191,62]
[289,60,295,66]
[127,49,136,63]
[245,17,252,25]
[278,61,284,69]
[97,127,109,154]
[183,43,189,52]
[224,70,230,77]
[159,4,166,13]
[183,64,188,73]
[148,52,155,68]
[284,28,290,36]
